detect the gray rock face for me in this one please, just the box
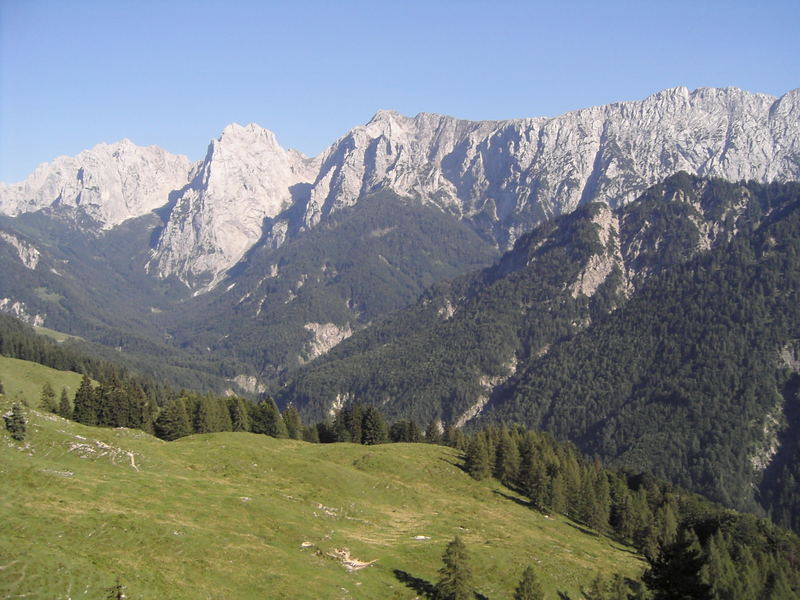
[2,87,798,291]
[146,123,319,290]
[303,87,799,251]
[0,140,193,228]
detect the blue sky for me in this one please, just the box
[1,0,798,183]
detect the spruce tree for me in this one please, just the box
[514,565,544,600]
[228,397,251,432]
[464,435,491,480]
[4,403,26,441]
[282,403,303,439]
[154,398,192,441]
[302,424,320,443]
[360,405,388,445]
[250,398,287,438]
[642,529,712,600]
[425,420,443,444]
[584,573,608,600]
[58,387,72,419]
[434,536,473,600]
[494,428,520,486]
[72,373,98,426]
[39,382,57,412]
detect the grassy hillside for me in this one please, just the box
[0,397,643,599]
[0,355,84,406]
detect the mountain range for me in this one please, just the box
[1,86,798,389]
[2,87,800,530]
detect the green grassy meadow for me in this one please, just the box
[0,362,644,599]
[0,355,84,407]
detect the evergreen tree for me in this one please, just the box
[250,398,287,438]
[360,405,388,445]
[302,424,320,443]
[228,397,251,432]
[434,536,473,600]
[282,403,303,439]
[39,382,57,412]
[57,387,72,419]
[642,529,712,600]
[97,374,127,427]
[494,428,520,486]
[608,573,630,600]
[513,565,544,600]
[584,573,609,600]
[464,435,491,480]
[426,420,443,445]
[72,373,98,426]
[4,403,26,441]
[154,398,192,441]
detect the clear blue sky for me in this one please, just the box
[1,0,798,183]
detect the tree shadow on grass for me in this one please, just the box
[393,569,489,599]
[393,569,435,599]
[492,489,531,509]
[565,520,600,537]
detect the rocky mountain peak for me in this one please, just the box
[3,87,798,292]
[147,123,319,291]
[0,140,193,229]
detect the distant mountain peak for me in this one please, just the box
[2,86,798,291]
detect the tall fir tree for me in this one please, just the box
[425,420,443,445]
[360,405,388,445]
[4,403,26,441]
[250,398,287,438]
[434,536,474,600]
[72,373,98,426]
[642,528,712,600]
[464,435,491,480]
[513,565,544,600]
[57,387,72,419]
[39,382,57,412]
[282,403,303,439]
[154,397,192,441]
[228,397,251,432]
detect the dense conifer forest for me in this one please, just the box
[278,176,800,533]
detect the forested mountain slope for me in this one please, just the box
[280,175,800,528]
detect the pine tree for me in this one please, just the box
[58,387,72,419]
[302,424,320,443]
[154,397,192,441]
[39,382,57,412]
[642,529,712,600]
[584,573,608,600]
[464,435,491,480]
[228,397,251,432]
[250,398,287,438]
[494,428,520,486]
[513,565,544,600]
[4,403,26,441]
[702,531,736,600]
[434,536,473,600]
[282,403,303,439]
[425,420,443,445]
[360,405,388,445]
[72,373,98,426]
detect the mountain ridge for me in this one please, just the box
[2,86,798,292]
